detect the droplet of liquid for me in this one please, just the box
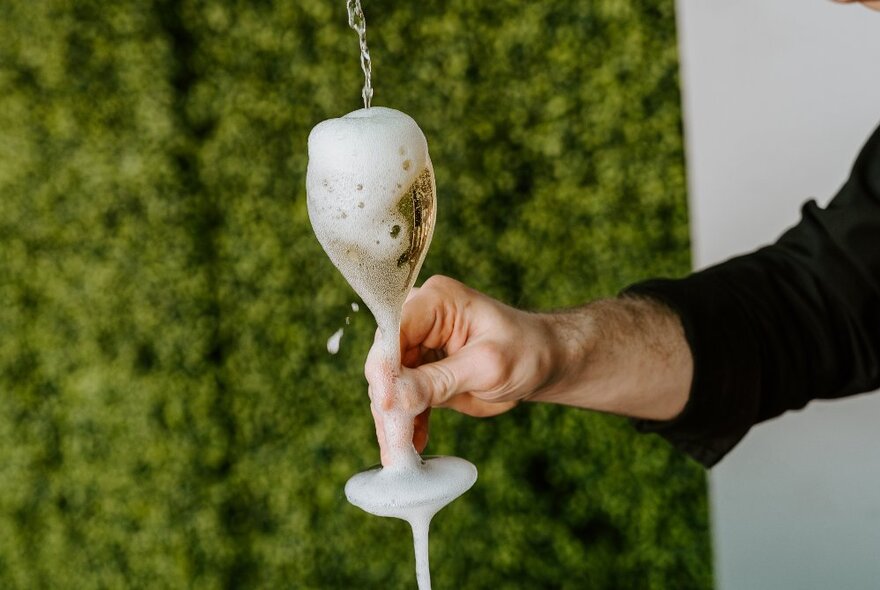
[351,302,360,312]
[327,328,344,354]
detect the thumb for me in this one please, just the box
[406,352,475,407]
[404,342,503,407]
[407,352,519,418]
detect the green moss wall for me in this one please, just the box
[0,1,711,588]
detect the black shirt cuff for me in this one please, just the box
[623,268,765,468]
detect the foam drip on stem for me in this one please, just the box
[344,456,478,590]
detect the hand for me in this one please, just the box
[364,275,560,456]
[833,0,880,11]
[364,275,693,463]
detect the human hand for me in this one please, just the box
[364,275,692,464]
[364,275,560,458]
[833,0,880,11]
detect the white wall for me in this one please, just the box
[674,1,880,589]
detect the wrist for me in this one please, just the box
[526,297,692,421]
[528,307,600,404]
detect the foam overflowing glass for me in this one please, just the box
[306,107,477,590]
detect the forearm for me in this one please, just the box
[530,296,692,421]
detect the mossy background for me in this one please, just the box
[0,1,711,588]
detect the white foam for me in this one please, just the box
[306,107,436,352]
[345,456,478,590]
[345,456,478,519]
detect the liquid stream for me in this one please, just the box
[346,0,373,108]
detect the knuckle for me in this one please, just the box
[402,391,425,415]
[380,391,395,412]
[479,341,513,389]
[423,274,459,293]
[426,363,457,402]
[479,340,507,371]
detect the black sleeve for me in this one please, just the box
[624,122,880,468]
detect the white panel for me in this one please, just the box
[674,1,880,589]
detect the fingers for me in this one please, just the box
[367,346,432,461]
[399,286,445,368]
[369,400,390,466]
[833,0,880,9]
[441,393,519,417]
[365,275,522,460]
[413,407,430,453]
[404,286,420,303]
[409,334,519,404]
[363,333,386,391]
[400,276,471,355]
[407,348,487,407]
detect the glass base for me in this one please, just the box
[344,455,477,520]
